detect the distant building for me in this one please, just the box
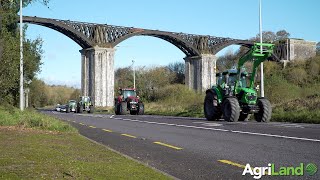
[274,38,317,61]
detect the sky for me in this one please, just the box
[24,0,320,88]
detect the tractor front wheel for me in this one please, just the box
[138,103,144,115]
[254,98,272,122]
[120,102,128,115]
[222,97,240,122]
[204,91,222,121]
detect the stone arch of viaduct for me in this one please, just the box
[22,16,253,107]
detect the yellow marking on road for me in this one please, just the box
[102,129,113,132]
[121,134,137,138]
[218,160,246,169]
[79,123,85,125]
[153,142,183,150]
[89,126,96,128]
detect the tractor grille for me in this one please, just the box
[247,94,257,101]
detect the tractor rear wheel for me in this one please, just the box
[222,97,240,122]
[89,105,94,113]
[120,102,128,115]
[254,98,272,122]
[138,103,144,115]
[66,106,70,113]
[204,91,222,121]
[78,104,83,113]
[114,102,120,115]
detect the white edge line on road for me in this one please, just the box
[107,117,320,143]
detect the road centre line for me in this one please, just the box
[121,134,137,138]
[111,117,320,142]
[153,142,183,150]
[79,123,85,125]
[89,126,96,128]
[102,129,113,132]
[218,160,246,169]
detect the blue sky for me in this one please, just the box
[24,0,320,87]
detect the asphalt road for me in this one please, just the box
[43,110,320,180]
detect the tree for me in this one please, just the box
[167,62,185,84]
[253,30,290,43]
[69,89,81,100]
[0,0,48,106]
[29,78,49,107]
[276,30,290,41]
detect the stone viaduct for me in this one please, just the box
[22,16,254,107]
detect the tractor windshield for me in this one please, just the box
[239,75,249,88]
[123,90,136,99]
[228,75,237,86]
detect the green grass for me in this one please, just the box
[0,106,171,179]
[0,106,75,132]
[0,128,171,179]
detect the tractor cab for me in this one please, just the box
[119,88,137,100]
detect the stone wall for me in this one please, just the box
[274,38,316,61]
[289,39,317,60]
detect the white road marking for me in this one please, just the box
[57,113,319,143]
[105,117,320,143]
[202,123,223,127]
[274,124,305,128]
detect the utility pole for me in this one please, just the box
[20,0,24,111]
[259,0,265,98]
[132,60,135,89]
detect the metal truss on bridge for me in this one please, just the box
[22,16,253,57]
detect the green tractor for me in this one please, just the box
[66,100,77,113]
[204,43,274,122]
[76,96,94,113]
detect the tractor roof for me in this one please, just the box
[120,88,136,91]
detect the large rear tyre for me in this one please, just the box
[78,104,83,113]
[204,91,222,121]
[89,105,94,113]
[138,103,144,115]
[114,102,120,115]
[254,98,272,122]
[222,97,240,122]
[120,102,128,115]
[66,105,70,113]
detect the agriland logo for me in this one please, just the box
[242,163,317,179]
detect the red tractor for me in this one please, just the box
[114,88,144,115]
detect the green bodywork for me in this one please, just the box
[212,43,274,105]
[68,100,77,111]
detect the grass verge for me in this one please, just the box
[0,106,170,179]
[0,106,75,132]
[0,127,170,179]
